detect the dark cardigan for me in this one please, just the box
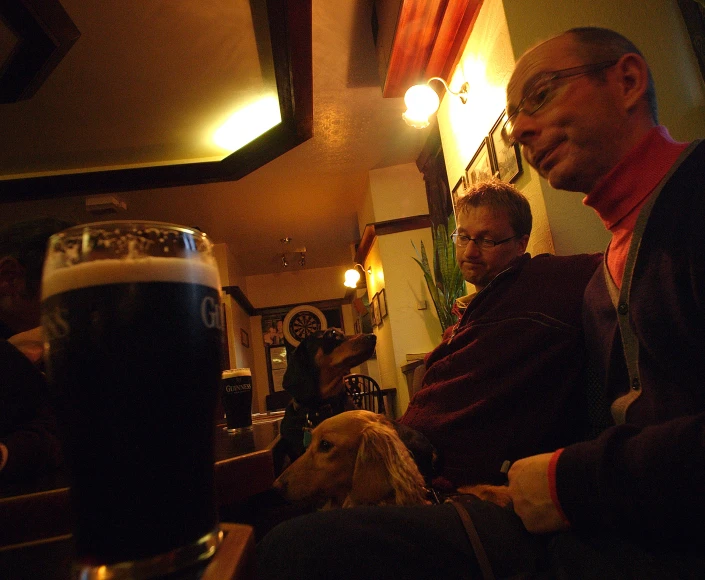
[557,140,705,548]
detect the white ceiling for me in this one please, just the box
[0,0,431,276]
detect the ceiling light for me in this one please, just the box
[344,263,371,288]
[402,78,469,129]
[213,95,282,153]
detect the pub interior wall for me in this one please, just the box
[364,163,430,226]
[437,0,556,265]
[243,266,355,414]
[361,163,441,416]
[245,266,349,309]
[378,230,440,415]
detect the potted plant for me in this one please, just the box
[412,213,466,336]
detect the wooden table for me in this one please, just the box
[214,412,283,506]
[0,413,283,579]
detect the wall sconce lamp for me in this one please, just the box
[281,253,289,268]
[402,77,469,129]
[344,263,371,288]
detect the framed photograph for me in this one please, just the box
[371,292,381,326]
[489,111,523,183]
[451,175,467,215]
[240,328,250,348]
[465,138,494,186]
[379,288,388,319]
[261,315,284,346]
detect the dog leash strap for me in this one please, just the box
[448,500,496,580]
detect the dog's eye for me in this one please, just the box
[318,439,333,452]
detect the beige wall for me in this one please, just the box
[245,266,349,309]
[437,0,555,260]
[379,230,440,414]
[364,163,430,227]
[360,162,444,415]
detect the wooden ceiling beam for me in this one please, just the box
[379,0,483,98]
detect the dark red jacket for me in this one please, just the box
[400,252,601,486]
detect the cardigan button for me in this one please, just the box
[631,377,640,390]
[618,303,628,315]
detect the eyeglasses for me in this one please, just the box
[502,60,619,143]
[451,232,520,249]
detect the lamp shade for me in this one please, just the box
[344,268,361,288]
[402,84,440,128]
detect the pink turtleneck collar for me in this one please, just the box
[583,126,688,286]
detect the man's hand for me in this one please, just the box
[507,453,570,533]
[8,326,44,364]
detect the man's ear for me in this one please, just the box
[0,257,25,296]
[614,53,650,114]
[516,234,530,256]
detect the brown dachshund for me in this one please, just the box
[274,410,429,508]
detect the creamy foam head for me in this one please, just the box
[222,368,251,379]
[42,257,221,300]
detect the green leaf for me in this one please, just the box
[412,213,466,337]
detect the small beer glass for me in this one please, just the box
[221,368,253,433]
[41,221,223,578]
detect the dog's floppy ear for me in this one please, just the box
[282,337,320,404]
[344,421,427,507]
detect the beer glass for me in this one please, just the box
[221,368,253,432]
[41,221,223,578]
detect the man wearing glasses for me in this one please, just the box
[259,28,705,578]
[398,181,600,490]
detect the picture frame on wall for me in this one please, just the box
[465,138,494,186]
[372,292,381,326]
[379,288,387,319]
[451,175,467,215]
[240,328,250,348]
[489,111,523,183]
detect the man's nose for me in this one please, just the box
[462,240,481,257]
[508,111,536,146]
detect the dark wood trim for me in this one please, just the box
[355,214,432,264]
[0,0,313,202]
[222,286,257,317]
[222,287,347,318]
[380,0,483,98]
[0,0,81,103]
[256,298,347,317]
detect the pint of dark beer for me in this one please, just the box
[221,368,253,432]
[41,222,223,578]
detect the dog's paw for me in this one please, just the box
[456,484,512,508]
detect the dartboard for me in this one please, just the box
[282,305,328,347]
